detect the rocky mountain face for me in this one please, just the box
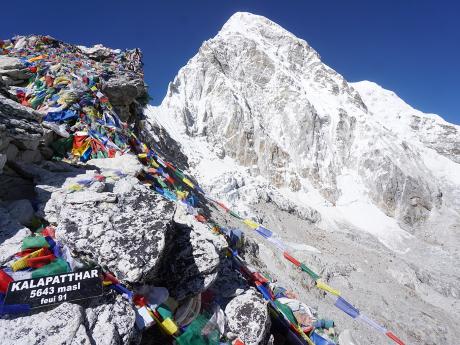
[0,13,459,345]
[352,80,460,164]
[152,12,457,234]
[147,12,460,345]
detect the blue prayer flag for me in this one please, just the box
[334,297,359,318]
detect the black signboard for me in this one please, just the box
[4,268,104,309]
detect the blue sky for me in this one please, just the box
[1,0,459,124]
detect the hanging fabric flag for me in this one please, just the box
[229,210,243,219]
[150,159,160,168]
[216,201,230,212]
[284,252,301,267]
[310,331,336,345]
[386,331,405,345]
[316,280,341,296]
[300,263,320,280]
[243,219,259,229]
[266,236,287,251]
[182,177,194,188]
[256,226,273,239]
[334,297,359,318]
[156,156,167,168]
[357,314,387,334]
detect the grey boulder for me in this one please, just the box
[5,199,35,226]
[225,289,271,345]
[0,206,31,264]
[156,206,228,300]
[0,295,137,345]
[56,176,176,283]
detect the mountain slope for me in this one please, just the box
[145,12,460,345]
[352,80,460,164]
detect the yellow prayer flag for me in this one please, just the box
[182,177,194,188]
[243,219,259,229]
[315,280,341,296]
[11,248,44,271]
[67,184,83,192]
[150,159,160,168]
[159,318,178,335]
[72,140,90,157]
[176,190,188,200]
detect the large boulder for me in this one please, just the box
[225,289,271,345]
[0,206,31,264]
[0,295,137,345]
[56,176,176,283]
[18,155,174,283]
[0,94,43,149]
[0,56,33,86]
[102,76,147,123]
[5,199,35,226]
[155,207,228,300]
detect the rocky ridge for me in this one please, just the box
[0,35,271,345]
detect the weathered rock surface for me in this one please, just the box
[0,93,44,173]
[102,76,146,123]
[4,199,35,226]
[225,289,270,345]
[0,55,32,86]
[149,11,445,230]
[0,295,137,345]
[139,118,190,171]
[55,175,176,283]
[0,206,31,264]
[155,207,228,300]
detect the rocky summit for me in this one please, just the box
[0,12,459,345]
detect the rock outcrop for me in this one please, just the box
[155,207,228,300]
[225,289,271,345]
[0,295,138,345]
[0,93,44,173]
[57,176,176,283]
[0,206,32,263]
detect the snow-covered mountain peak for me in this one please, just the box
[352,80,443,122]
[144,13,460,343]
[149,12,459,254]
[352,80,460,164]
[219,11,316,53]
